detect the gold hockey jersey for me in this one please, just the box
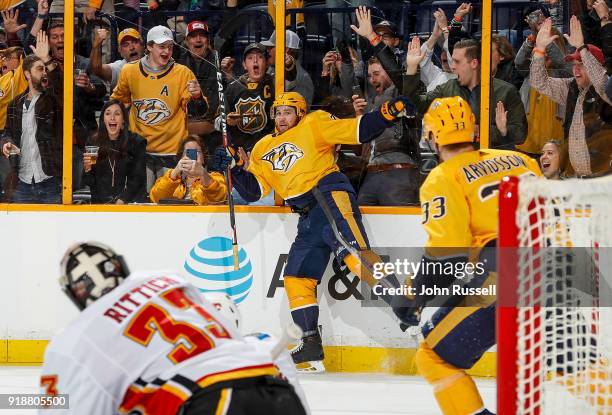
[111,60,197,155]
[248,110,361,200]
[0,62,27,130]
[420,148,541,252]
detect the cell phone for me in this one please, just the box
[186,149,198,160]
[352,85,363,98]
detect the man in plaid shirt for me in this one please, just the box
[531,16,611,177]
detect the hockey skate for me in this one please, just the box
[290,331,325,373]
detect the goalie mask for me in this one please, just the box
[59,242,130,310]
[202,292,241,330]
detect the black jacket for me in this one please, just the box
[601,22,612,66]
[177,50,218,121]
[0,64,63,178]
[84,131,147,203]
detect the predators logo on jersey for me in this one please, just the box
[235,97,267,133]
[133,98,171,125]
[261,142,304,172]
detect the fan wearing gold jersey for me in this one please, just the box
[411,97,541,415]
[0,47,27,130]
[110,26,205,191]
[212,91,417,373]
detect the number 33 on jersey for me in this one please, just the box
[39,272,277,415]
[420,148,541,250]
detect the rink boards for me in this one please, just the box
[0,206,495,377]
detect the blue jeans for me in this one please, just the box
[12,176,62,204]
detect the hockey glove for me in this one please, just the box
[379,96,414,122]
[390,294,421,331]
[211,146,244,172]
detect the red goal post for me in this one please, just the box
[497,175,612,415]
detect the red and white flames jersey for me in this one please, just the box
[39,272,278,415]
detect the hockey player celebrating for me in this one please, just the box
[405,97,541,415]
[212,91,418,372]
[39,242,309,414]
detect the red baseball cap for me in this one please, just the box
[565,44,605,65]
[186,21,209,37]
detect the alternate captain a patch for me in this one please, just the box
[261,142,304,172]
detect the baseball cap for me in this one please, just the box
[243,43,267,60]
[118,28,141,44]
[261,30,301,50]
[374,20,399,37]
[186,21,209,37]
[565,44,605,65]
[147,25,174,44]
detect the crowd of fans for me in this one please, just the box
[0,0,610,206]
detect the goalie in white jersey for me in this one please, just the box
[39,242,309,415]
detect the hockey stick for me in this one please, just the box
[214,50,240,270]
[311,187,396,291]
[271,323,303,359]
[312,187,423,333]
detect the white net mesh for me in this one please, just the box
[514,176,612,415]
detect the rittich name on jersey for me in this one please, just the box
[103,276,182,324]
[462,154,528,184]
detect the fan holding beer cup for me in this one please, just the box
[83,100,147,204]
[83,145,99,172]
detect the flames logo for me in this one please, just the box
[133,98,171,125]
[235,97,267,133]
[261,142,304,172]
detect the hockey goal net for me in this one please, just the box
[497,175,612,415]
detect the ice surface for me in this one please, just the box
[0,367,496,414]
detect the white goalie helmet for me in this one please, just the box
[202,292,241,330]
[59,241,130,310]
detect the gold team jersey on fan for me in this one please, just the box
[0,62,27,130]
[248,110,361,200]
[111,60,196,155]
[420,148,541,253]
[0,0,25,10]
